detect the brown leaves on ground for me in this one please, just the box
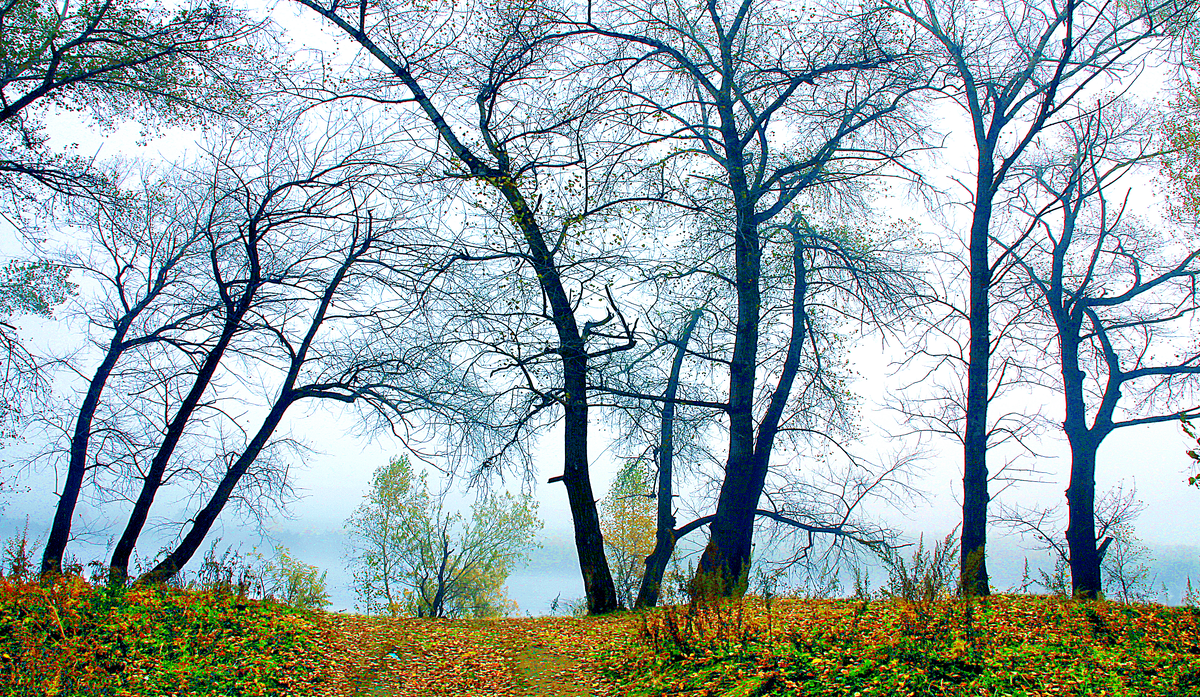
[292,612,644,697]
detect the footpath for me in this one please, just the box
[299,613,640,697]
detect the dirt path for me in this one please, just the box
[296,613,642,697]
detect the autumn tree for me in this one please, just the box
[346,455,540,618]
[0,260,72,440]
[0,0,264,203]
[1183,417,1200,487]
[879,0,1192,595]
[598,459,656,609]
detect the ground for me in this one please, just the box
[299,612,641,697]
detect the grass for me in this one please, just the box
[620,594,1200,697]
[0,573,326,696]
[2,573,1198,696]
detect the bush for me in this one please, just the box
[186,541,272,598]
[179,541,328,611]
[0,532,323,696]
[639,563,758,659]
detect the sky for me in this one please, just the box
[1,0,1198,615]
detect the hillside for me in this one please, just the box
[3,575,1200,696]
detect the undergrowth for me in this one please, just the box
[624,593,1200,697]
[624,542,1200,697]
[0,533,327,696]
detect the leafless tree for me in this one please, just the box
[569,0,931,590]
[879,0,1194,595]
[39,113,482,582]
[296,0,662,613]
[40,172,219,577]
[600,218,926,606]
[1004,104,1200,598]
[131,120,469,584]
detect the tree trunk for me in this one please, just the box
[297,0,619,613]
[108,314,243,585]
[1064,428,1103,600]
[636,309,702,609]
[961,177,995,597]
[41,335,127,577]
[137,394,294,585]
[497,180,618,615]
[562,350,619,614]
[698,212,761,590]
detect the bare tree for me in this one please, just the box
[40,113,470,582]
[603,218,924,606]
[104,122,413,584]
[879,0,1193,595]
[129,120,462,584]
[40,176,218,577]
[572,0,928,590]
[995,483,1154,600]
[632,306,703,608]
[295,0,659,613]
[1006,105,1200,598]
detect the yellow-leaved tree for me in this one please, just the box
[599,460,657,609]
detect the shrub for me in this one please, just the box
[639,562,758,659]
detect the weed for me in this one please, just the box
[263,544,330,611]
[639,562,759,660]
[1,521,33,581]
[620,595,1200,697]
[877,532,967,645]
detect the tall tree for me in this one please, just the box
[133,121,458,584]
[581,0,925,588]
[42,116,464,581]
[1008,105,1200,598]
[880,0,1191,595]
[40,179,216,577]
[104,123,401,584]
[296,0,649,613]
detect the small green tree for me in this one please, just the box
[1101,526,1157,604]
[345,456,540,618]
[265,545,329,611]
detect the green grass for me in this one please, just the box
[4,574,1199,697]
[0,574,324,696]
[614,594,1200,697]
